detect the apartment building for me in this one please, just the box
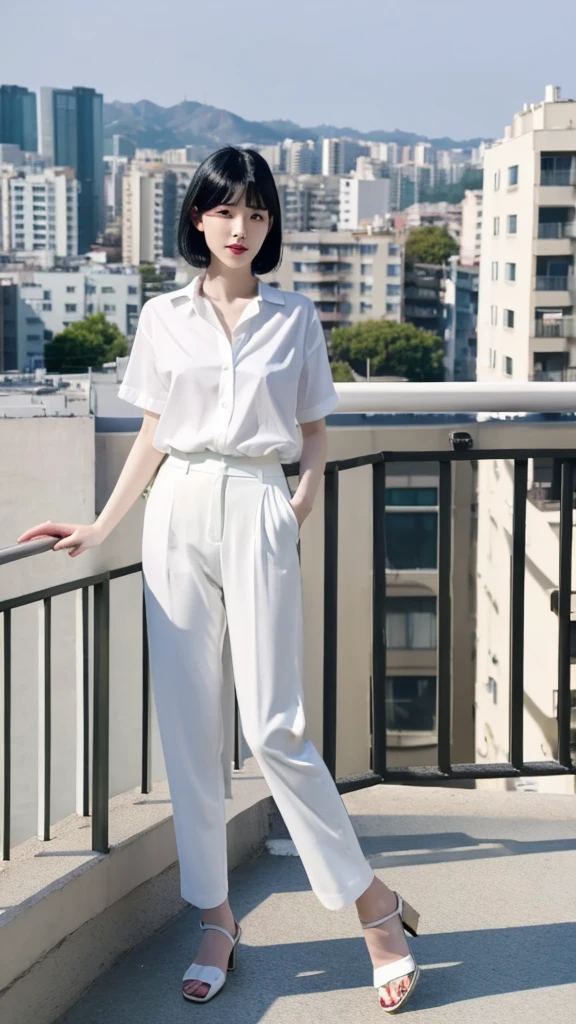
[475,87,576,793]
[338,177,391,230]
[478,85,576,383]
[265,228,403,331]
[0,166,78,257]
[1,266,141,369]
[122,165,177,264]
[444,257,478,381]
[459,189,483,266]
[275,174,341,232]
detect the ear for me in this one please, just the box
[191,205,204,232]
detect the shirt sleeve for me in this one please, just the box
[117,302,168,414]
[296,307,339,424]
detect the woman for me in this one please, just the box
[18,147,420,1013]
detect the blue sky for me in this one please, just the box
[2,0,576,139]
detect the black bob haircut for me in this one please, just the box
[177,146,283,275]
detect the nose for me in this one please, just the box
[231,213,248,238]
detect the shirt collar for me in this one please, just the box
[172,273,285,309]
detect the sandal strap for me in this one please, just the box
[199,920,237,945]
[361,892,403,930]
[182,962,224,986]
[374,954,416,990]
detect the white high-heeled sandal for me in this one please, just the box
[182,919,242,1004]
[361,892,420,1014]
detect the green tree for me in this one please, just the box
[405,225,459,266]
[330,320,444,383]
[44,313,128,373]
[330,360,355,382]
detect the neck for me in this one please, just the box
[201,259,258,301]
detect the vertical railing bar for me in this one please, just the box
[323,465,339,778]
[557,460,574,768]
[141,590,152,793]
[37,597,51,841]
[1,610,11,860]
[437,461,453,775]
[372,459,388,778]
[75,587,90,816]
[92,579,110,853]
[510,458,528,770]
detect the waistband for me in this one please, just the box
[166,448,287,480]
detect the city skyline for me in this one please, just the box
[1,0,576,139]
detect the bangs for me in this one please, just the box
[197,151,273,214]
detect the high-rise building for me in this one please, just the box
[122,164,177,264]
[477,84,576,383]
[443,256,478,381]
[38,86,104,253]
[275,174,341,232]
[0,167,78,256]
[338,177,391,230]
[460,189,483,266]
[0,85,37,153]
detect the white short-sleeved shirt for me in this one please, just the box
[117,273,339,462]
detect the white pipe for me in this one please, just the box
[334,382,576,414]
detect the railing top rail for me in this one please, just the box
[334,382,576,413]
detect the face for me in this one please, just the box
[191,188,272,270]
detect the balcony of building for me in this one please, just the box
[1,383,576,1024]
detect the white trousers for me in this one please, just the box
[142,449,374,911]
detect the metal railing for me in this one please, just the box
[533,317,575,338]
[540,169,576,187]
[535,275,570,291]
[537,222,576,239]
[3,383,576,860]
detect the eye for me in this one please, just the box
[217,209,231,216]
[251,212,265,221]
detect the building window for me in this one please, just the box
[504,356,513,375]
[387,263,401,277]
[103,304,116,312]
[43,290,51,300]
[493,217,500,236]
[505,262,516,282]
[494,169,501,191]
[86,284,96,294]
[491,261,499,281]
[385,676,437,732]
[507,214,517,234]
[491,305,498,326]
[360,282,373,294]
[504,308,515,328]
[508,165,519,186]
[360,244,378,254]
[386,597,437,649]
[360,301,373,313]
[128,285,138,295]
[386,302,399,313]
[488,347,497,368]
[65,304,77,313]
[101,286,115,294]
[388,244,399,256]
[361,263,372,275]
[387,284,401,296]
[385,487,438,571]
[66,285,76,293]
[87,304,94,314]
[42,303,52,311]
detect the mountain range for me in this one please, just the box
[103,99,487,156]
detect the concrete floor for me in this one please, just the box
[58,784,576,1024]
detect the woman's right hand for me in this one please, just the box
[16,521,105,558]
